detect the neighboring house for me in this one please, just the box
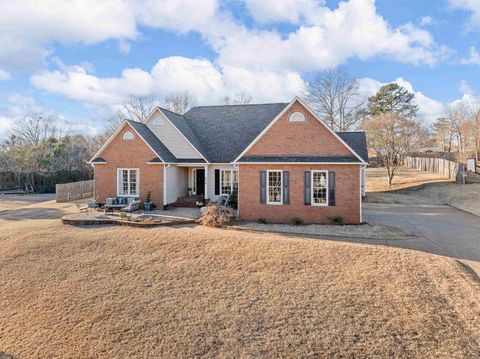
[89,98,368,224]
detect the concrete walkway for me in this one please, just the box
[363,203,480,262]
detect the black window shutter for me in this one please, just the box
[283,171,289,205]
[328,171,336,206]
[260,171,267,204]
[304,171,311,205]
[214,169,220,195]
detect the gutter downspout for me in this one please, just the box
[233,163,239,218]
[163,163,171,209]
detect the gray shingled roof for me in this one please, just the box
[337,132,369,162]
[239,156,362,163]
[183,103,289,163]
[95,106,368,165]
[126,120,177,162]
[91,157,106,163]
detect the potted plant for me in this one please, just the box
[187,187,193,196]
[144,191,153,211]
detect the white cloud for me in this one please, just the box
[0,68,11,81]
[420,16,434,26]
[0,93,101,137]
[461,46,480,65]
[31,56,306,108]
[0,0,448,74]
[0,0,137,70]
[357,77,445,123]
[459,80,474,95]
[243,0,326,24]
[449,0,480,30]
[117,40,131,55]
[218,0,448,71]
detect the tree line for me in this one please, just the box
[2,71,477,191]
[304,69,480,185]
[0,91,252,192]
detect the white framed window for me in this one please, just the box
[117,168,139,196]
[288,111,306,122]
[123,131,134,140]
[220,169,238,195]
[267,170,282,204]
[311,171,328,206]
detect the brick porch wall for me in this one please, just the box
[93,124,164,206]
[238,164,361,224]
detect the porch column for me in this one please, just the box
[204,165,208,199]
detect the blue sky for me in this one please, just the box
[1,0,480,137]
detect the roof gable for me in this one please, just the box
[89,121,173,164]
[235,98,366,163]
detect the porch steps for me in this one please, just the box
[170,195,205,208]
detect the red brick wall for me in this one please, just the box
[238,164,360,224]
[93,124,164,206]
[246,100,353,157]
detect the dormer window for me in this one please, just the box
[153,118,165,126]
[123,131,134,140]
[288,111,306,122]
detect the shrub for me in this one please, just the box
[291,217,304,226]
[257,217,267,224]
[119,212,127,219]
[197,204,234,227]
[329,215,343,224]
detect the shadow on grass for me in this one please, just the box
[0,207,67,221]
[0,352,18,359]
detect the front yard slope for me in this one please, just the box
[1,223,480,358]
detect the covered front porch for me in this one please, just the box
[163,164,238,208]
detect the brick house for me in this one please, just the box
[89,98,368,224]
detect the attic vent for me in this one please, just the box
[123,131,134,140]
[289,111,306,122]
[153,118,165,126]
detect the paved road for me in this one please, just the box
[363,203,480,262]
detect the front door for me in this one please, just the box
[195,169,205,196]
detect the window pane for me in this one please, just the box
[122,170,128,195]
[268,171,282,203]
[129,170,137,195]
[312,172,327,204]
[221,170,232,194]
[233,170,239,193]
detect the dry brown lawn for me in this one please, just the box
[1,206,480,358]
[366,167,480,216]
[366,167,452,193]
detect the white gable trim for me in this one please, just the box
[88,121,165,164]
[146,107,209,163]
[232,97,366,164]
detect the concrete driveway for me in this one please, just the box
[364,203,480,262]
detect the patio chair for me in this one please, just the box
[216,194,230,207]
[80,199,99,213]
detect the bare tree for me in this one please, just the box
[362,112,427,185]
[444,104,470,152]
[117,96,159,123]
[432,117,454,152]
[466,97,480,160]
[303,68,365,131]
[163,91,196,114]
[11,113,61,147]
[219,91,253,105]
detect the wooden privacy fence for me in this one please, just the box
[56,180,94,202]
[404,157,464,182]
